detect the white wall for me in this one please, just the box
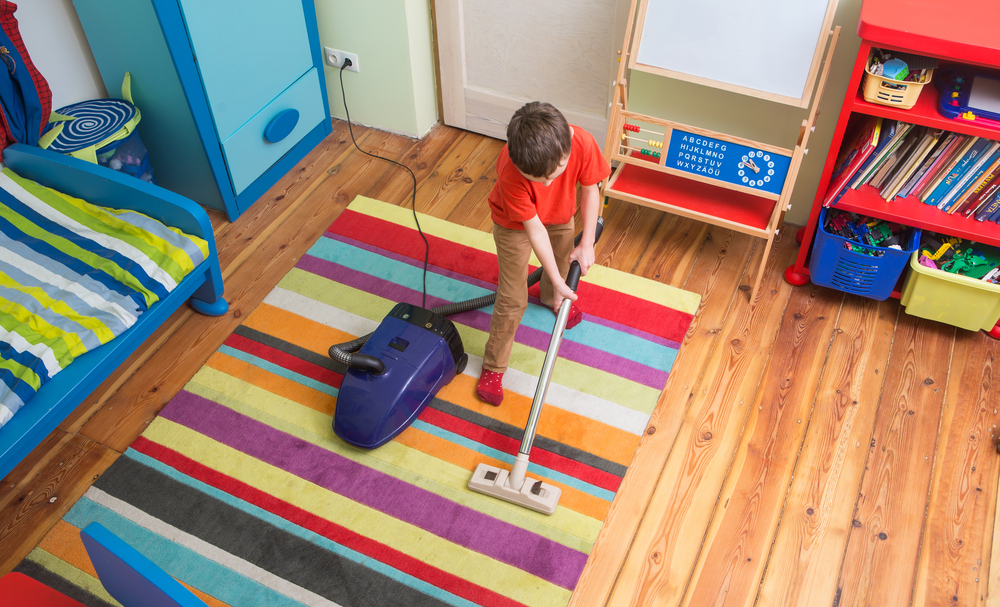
[17,0,105,108]
[314,0,438,137]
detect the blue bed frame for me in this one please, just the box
[0,144,228,480]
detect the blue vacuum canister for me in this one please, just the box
[334,303,467,449]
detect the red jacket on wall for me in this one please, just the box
[0,1,51,151]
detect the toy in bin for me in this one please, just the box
[917,233,1000,281]
[38,72,155,183]
[901,232,1000,332]
[809,208,920,301]
[824,209,908,257]
[863,49,936,110]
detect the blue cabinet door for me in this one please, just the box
[176,0,314,141]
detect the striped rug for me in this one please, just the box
[17,196,700,607]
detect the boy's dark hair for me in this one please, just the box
[506,102,571,179]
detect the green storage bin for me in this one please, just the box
[900,252,1000,331]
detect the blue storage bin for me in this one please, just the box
[809,207,920,300]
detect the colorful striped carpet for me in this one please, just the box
[17,196,701,607]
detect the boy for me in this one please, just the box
[477,101,611,406]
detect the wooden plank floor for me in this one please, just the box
[2,120,1000,606]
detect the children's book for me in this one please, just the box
[950,147,1000,214]
[976,193,1000,221]
[822,116,881,207]
[974,188,1000,221]
[940,142,1000,211]
[966,176,1000,217]
[870,148,903,189]
[874,129,921,190]
[922,136,984,206]
[954,169,999,216]
[828,116,881,182]
[883,129,940,200]
[847,120,897,189]
[916,134,971,201]
[898,132,955,199]
[851,121,912,188]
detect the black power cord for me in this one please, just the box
[329,64,607,373]
[338,59,429,307]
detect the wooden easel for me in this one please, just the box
[602,0,840,300]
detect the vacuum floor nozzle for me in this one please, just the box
[468,462,562,515]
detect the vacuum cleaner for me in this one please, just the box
[332,302,468,449]
[467,259,584,515]
[329,218,603,451]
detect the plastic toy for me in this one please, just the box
[824,209,911,256]
[882,58,909,80]
[936,68,1000,124]
[920,235,961,261]
[942,248,991,276]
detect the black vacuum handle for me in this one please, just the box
[350,353,385,375]
[565,216,604,293]
[566,261,582,292]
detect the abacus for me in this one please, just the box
[619,124,665,163]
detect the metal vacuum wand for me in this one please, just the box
[468,218,602,515]
[508,260,582,491]
[467,259,588,514]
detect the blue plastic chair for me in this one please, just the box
[80,522,208,607]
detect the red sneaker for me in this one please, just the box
[476,369,504,406]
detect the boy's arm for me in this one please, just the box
[523,214,577,311]
[571,183,601,275]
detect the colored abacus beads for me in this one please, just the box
[639,148,661,159]
[623,123,640,132]
[648,139,663,148]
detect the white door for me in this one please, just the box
[434,0,629,144]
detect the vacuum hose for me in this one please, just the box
[329,217,605,373]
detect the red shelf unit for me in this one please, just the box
[787,0,1000,294]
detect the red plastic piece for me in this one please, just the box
[859,0,1000,68]
[0,573,87,606]
[989,322,1000,340]
[795,226,806,245]
[784,265,810,286]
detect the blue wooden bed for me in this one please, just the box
[0,143,227,480]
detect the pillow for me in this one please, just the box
[0,167,208,428]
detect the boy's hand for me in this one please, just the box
[570,244,596,276]
[551,279,578,313]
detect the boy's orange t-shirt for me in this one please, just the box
[488,126,611,230]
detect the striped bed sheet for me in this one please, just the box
[0,168,209,429]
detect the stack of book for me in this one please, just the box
[824,116,1000,222]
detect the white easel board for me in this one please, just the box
[630,0,838,107]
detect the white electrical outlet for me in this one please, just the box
[324,47,359,73]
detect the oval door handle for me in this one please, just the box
[264,109,299,143]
